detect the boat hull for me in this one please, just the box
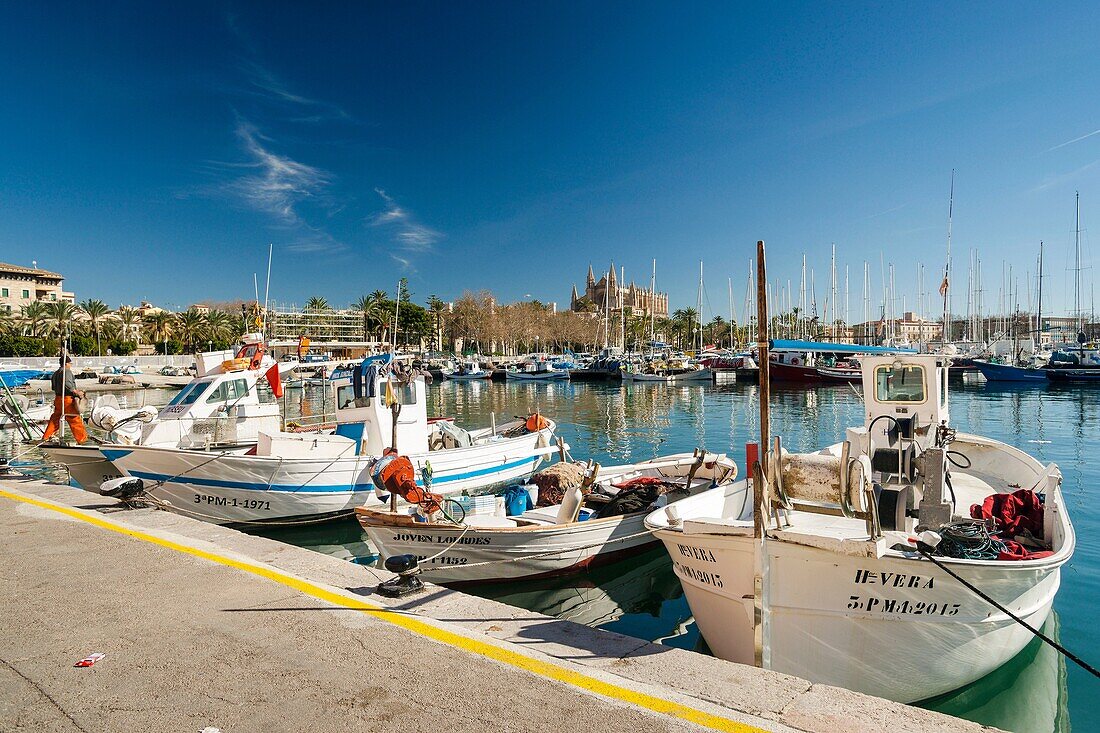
[648,478,1072,703]
[100,427,554,524]
[769,361,859,383]
[973,360,1048,382]
[623,368,714,383]
[361,511,661,584]
[506,371,569,381]
[1045,367,1100,383]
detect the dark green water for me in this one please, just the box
[4,377,1090,731]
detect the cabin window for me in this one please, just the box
[167,380,212,407]
[939,368,947,408]
[874,364,926,403]
[336,385,370,410]
[205,378,248,404]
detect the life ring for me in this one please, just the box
[790,357,800,365]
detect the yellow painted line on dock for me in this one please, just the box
[0,487,767,733]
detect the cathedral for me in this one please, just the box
[570,263,669,318]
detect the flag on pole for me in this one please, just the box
[938,276,949,297]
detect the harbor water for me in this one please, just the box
[4,377,1091,731]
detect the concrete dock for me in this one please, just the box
[0,476,999,733]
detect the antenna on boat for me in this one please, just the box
[262,242,273,340]
[942,170,954,344]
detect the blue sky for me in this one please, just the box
[2,2,1100,320]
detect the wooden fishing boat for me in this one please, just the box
[644,244,1074,704]
[357,452,737,584]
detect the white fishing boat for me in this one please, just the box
[41,336,290,489]
[0,394,51,429]
[507,355,569,381]
[357,451,737,584]
[443,359,491,382]
[644,243,1074,703]
[99,355,560,524]
[622,357,714,383]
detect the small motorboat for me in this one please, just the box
[507,355,569,381]
[357,451,737,584]
[40,334,288,490]
[99,354,562,524]
[0,394,51,430]
[443,359,491,381]
[622,355,713,383]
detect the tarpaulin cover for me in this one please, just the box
[769,339,918,354]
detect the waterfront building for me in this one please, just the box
[570,263,669,319]
[852,312,943,345]
[0,261,74,314]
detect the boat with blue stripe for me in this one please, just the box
[101,355,561,524]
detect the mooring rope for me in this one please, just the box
[915,546,1100,680]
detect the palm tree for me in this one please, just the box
[427,295,447,351]
[45,300,80,340]
[79,298,110,355]
[305,296,329,312]
[20,301,48,337]
[204,310,233,345]
[144,311,175,354]
[175,309,208,352]
[0,307,14,336]
[368,289,391,341]
[116,307,141,344]
[352,294,383,342]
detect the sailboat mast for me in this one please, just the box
[1075,192,1082,337]
[943,170,954,343]
[697,260,703,352]
[650,258,656,347]
[1037,241,1044,346]
[728,276,734,348]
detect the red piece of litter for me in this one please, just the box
[74,653,105,668]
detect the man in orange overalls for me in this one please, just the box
[42,354,87,443]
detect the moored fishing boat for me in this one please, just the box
[506,355,569,381]
[442,358,491,381]
[357,451,736,583]
[972,358,1048,382]
[99,355,560,524]
[622,355,714,383]
[41,335,289,489]
[644,243,1075,703]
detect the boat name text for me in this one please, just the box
[847,595,960,616]
[675,544,717,563]
[393,533,492,545]
[673,561,723,588]
[854,568,934,588]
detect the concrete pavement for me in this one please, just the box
[0,477,999,733]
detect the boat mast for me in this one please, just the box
[1075,192,1082,338]
[1037,241,1044,347]
[650,258,656,350]
[862,261,870,345]
[844,264,849,343]
[697,260,704,352]
[798,255,807,339]
[829,244,837,340]
[728,276,735,349]
[942,170,954,344]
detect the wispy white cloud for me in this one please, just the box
[1030,158,1100,193]
[238,60,351,122]
[227,119,330,225]
[1047,128,1100,153]
[369,189,442,256]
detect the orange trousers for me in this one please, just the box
[42,395,87,443]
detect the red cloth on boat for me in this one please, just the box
[997,540,1054,562]
[970,488,1045,538]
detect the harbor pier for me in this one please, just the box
[0,477,997,733]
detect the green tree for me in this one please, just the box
[78,298,111,355]
[427,295,448,351]
[204,310,233,347]
[20,301,49,337]
[116,307,141,344]
[144,311,175,354]
[175,309,208,352]
[305,296,329,312]
[45,300,81,340]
